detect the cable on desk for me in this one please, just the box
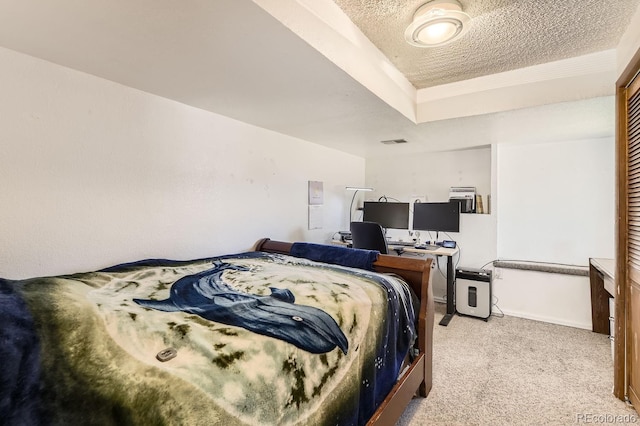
[392,247,405,256]
[480,259,498,269]
[436,257,447,280]
[377,195,402,203]
[453,244,461,270]
[439,231,462,270]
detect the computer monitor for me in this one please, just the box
[363,202,410,230]
[412,201,460,233]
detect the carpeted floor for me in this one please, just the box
[397,303,637,425]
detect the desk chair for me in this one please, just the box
[350,221,388,254]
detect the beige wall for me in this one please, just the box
[365,103,615,329]
[0,47,364,279]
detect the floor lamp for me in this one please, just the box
[346,186,374,224]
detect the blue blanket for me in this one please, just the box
[133,260,349,354]
[0,251,415,426]
[0,280,43,425]
[290,242,379,270]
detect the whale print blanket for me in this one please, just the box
[0,251,417,426]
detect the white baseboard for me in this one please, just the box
[430,255,595,335]
[492,307,592,330]
[433,300,592,330]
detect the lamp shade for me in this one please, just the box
[345,186,374,192]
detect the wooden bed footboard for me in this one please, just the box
[254,238,434,425]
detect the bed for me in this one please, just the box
[0,238,434,425]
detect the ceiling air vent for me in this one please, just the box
[380,139,408,145]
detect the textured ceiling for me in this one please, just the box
[332,0,640,89]
[0,0,638,157]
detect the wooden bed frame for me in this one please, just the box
[254,238,434,425]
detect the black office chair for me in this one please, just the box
[350,221,388,254]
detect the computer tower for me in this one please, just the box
[455,267,492,321]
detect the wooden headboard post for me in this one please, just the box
[253,238,293,255]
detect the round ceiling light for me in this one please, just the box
[404,0,470,48]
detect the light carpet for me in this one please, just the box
[397,303,637,425]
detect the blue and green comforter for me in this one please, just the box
[0,251,416,425]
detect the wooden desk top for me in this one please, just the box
[590,257,615,279]
[400,246,459,257]
[331,240,459,257]
[590,257,615,297]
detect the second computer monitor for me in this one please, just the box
[363,202,410,229]
[412,201,460,233]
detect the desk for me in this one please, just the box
[589,257,615,334]
[392,245,459,326]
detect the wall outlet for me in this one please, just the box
[494,267,502,280]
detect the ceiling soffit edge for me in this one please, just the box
[416,72,615,123]
[413,50,617,123]
[417,50,617,102]
[252,0,418,122]
[253,1,624,125]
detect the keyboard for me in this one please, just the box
[414,244,441,250]
[387,240,415,247]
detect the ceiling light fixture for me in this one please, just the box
[404,0,470,48]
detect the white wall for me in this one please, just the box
[0,47,364,279]
[492,268,592,329]
[496,137,615,265]
[365,147,492,205]
[366,107,615,329]
[493,137,614,329]
[0,44,622,330]
[366,146,496,300]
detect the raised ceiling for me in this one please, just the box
[333,0,638,88]
[0,0,639,157]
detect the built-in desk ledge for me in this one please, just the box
[493,260,589,276]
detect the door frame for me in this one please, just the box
[617,46,640,402]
